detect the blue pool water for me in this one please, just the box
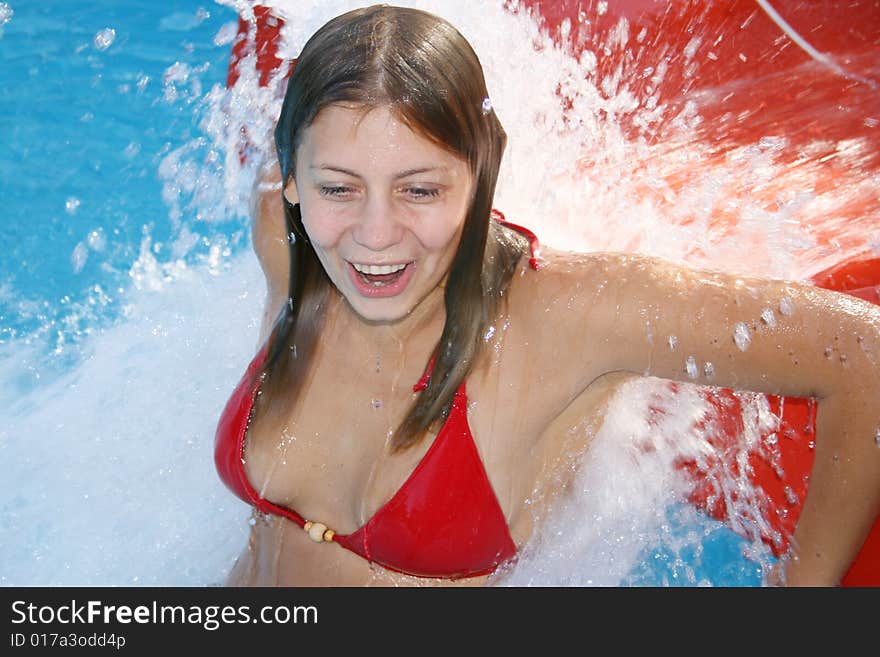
[1,0,244,356]
[1,0,781,586]
[1,0,259,586]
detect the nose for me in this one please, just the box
[351,194,405,252]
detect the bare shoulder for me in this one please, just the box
[510,244,667,304]
[505,245,656,356]
[251,161,288,289]
[251,160,290,345]
[527,246,725,293]
[497,246,639,418]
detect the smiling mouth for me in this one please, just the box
[350,261,411,287]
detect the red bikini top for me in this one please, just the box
[214,216,540,579]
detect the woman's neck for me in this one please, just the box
[327,283,448,359]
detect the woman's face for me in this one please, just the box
[290,104,473,324]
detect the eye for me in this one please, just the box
[318,185,356,199]
[402,186,441,201]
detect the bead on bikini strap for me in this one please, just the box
[303,520,335,543]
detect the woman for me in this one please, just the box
[215,4,880,586]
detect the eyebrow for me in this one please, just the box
[311,165,447,179]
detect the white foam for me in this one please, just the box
[0,252,263,585]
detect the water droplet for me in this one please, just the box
[683,36,701,61]
[784,486,799,506]
[65,197,81,214]
[824,346,833,359]
[839,353,848,364]
[71,242,88,274]
[123,141,141,159]
[703,361,714,378]
[760,308,776,327]
[779,297,794,316]
[685,355,698,379]
[733,322,751,351]
[87,229,106,251]
[371,399,382,409]
[667,335,678,350]
[597,1,608,16]
[483,325,496,341]
[214,22,238,46]
[765,432,778,446]
[874,428,880,448]
[0,3,13,26]
[93,27,116,51]
[481,97,493,115]
[758,136,787,152]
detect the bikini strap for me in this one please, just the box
[491,208,542,270]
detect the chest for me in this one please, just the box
[240,339,547,536]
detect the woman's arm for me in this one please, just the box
[535,250,880,585]
[250,160,291,346]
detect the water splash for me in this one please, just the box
[93,27,116,51]
[495,377,778,585]
[3,0,877,586]
[733,322,752,351]
[1,253,261,585]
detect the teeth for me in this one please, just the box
[352,262,408,275]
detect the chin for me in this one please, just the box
[345,297,414,325]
